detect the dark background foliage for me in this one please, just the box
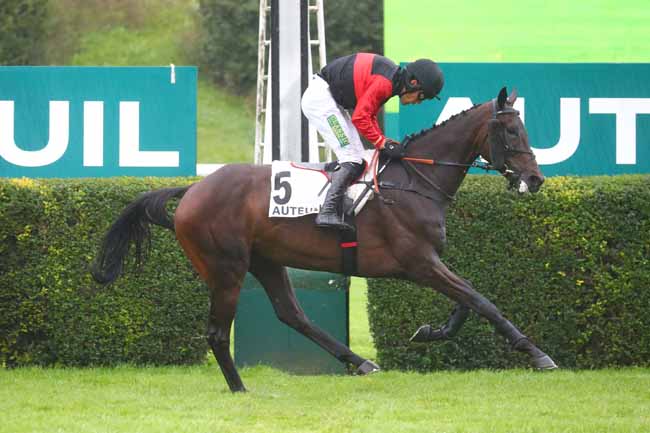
[198,0,383,93]
[0,0,48,65]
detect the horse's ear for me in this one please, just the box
[497,87,508,110]
[507,88,518,105]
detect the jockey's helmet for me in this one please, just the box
[403,59,444,100]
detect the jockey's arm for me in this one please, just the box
[351,79,394,149]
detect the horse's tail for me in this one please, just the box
[91,186,191,285]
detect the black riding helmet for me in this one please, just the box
[402,59,444,100]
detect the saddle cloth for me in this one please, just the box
[268,150,376,218]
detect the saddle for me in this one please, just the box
[268,155,377,220]
[268,152,383,276]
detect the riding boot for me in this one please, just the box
[315,161,363,231]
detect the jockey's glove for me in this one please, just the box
[381,138,406,159]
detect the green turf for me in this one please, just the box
[2,365,649,433]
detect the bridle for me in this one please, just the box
[490,100,536,162]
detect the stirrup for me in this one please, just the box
[315,213,354,231]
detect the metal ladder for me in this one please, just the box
[253,0,329,164]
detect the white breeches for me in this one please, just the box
[301,75,365,164]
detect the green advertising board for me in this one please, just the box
[384,0,650,176]
[0,67,196,178]
[392,63,650,176]
[235,270,349,374]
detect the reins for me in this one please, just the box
[402,156,498,201]
[392,132,504,201]
[368,148,496,202]
[402,156,496,171]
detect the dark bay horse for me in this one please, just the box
[92,87,557,392]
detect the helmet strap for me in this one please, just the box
[400,78,420,96]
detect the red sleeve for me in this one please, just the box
[351,77,394,148]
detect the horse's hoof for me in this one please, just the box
[357,360,380,375]
[230,385,247,393]
[409,325,445,342]
[532,354,558,370]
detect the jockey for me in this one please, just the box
[301,53,444,231]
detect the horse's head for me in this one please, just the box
[481,87,544,193]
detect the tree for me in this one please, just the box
[0,0,48,65]
[198,0,383,94]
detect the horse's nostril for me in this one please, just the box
[528,175,544,192]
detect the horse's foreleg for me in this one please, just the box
[409,303,470,343]
[411,257,557,369]
[250,254,379,375]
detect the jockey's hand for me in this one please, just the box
[381,138,406,159]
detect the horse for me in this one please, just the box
[92,87,557,392]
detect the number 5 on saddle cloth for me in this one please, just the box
[268,153,381,275]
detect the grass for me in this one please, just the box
[2,365,649,433]
[2,279,650,433]
[349,277,376,360]
[195,79,255,163]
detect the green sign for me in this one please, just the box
[389,63,650,176]
[0,67,196,178]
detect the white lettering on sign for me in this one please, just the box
[0,100,180,168]
[84,101,103,167]
[428,96,650,168]
[0,100,69,167]
[532,98,581,165]
[436,97,474,124]
[589,98,650,165]
[119,102,179,167]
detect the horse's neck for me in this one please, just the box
[407,103,490,198]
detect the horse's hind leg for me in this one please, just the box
[249,253,379,374]
[410,257,557,370]
[206,285,245,392]
[176,228,248,392]
[409,304,470,343]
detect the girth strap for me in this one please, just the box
[339,210,358,276]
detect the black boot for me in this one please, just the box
[315,162,363,231]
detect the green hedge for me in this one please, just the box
[368,175,650,370]
[0,178,208,367]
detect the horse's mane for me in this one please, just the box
[407,103,483,142]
